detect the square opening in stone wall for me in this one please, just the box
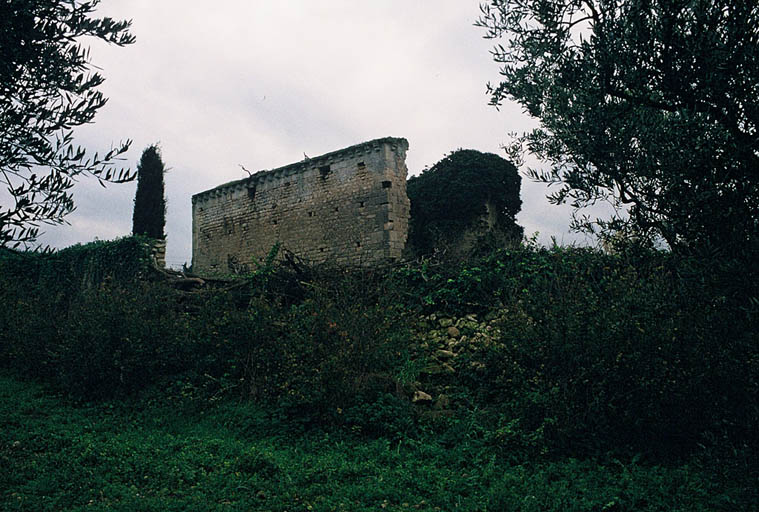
[319,165,331,178]
[334,206,339,212]
[273,219,277,225]
[308,211,313,217]
[247,184,257,200]
[382,181,392,189]
[359,201,365,208]
[357,161,366,170]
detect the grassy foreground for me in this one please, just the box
[0,374,743,512]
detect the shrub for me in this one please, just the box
[236,265,413,420]
[0,238,160,389]
[450,247,759,456]
[407,149,523,258]
[51,281,192,398]
[2,237,756,462]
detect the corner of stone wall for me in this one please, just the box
[149,239,166,268]
[382,139,411,261]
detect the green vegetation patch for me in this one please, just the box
[1,238,757,509]
[0,236,155,292]
[0,374,741,512]
[406,149,523,257]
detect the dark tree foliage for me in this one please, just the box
[0,0,135,247]
[477,0,759,253]
[407,149,523,256]
[132,145,166,240]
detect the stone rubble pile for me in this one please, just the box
[407,310,513,413]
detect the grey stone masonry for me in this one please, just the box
[192,137,410,274]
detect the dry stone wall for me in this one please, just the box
[192,137,410,274]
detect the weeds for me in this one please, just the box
[0,374,746,511]
[1,238,757,509]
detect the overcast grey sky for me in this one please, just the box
[37,0,588,267]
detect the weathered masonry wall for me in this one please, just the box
[192,137,410,274]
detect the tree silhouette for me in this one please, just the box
[407,149,523,256]
[478,0,759,253]
[0,0,135,247]
[132,145,166,240]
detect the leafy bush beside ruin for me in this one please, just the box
[406,149,524,258]
[0,240,414,423]
[1,237,757,464]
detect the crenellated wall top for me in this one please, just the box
[192,137,408,204]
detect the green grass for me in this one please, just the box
[0,374,747,512]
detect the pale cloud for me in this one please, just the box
[35,0,586,267]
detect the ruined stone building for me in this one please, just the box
[192,137,410,274]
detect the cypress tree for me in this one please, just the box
[132,145,166,239]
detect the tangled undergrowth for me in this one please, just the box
[1,238,757,508]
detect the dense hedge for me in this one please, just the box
[1,238,757,461]
[0,238,161,392]
[0,236,155,291]
[398,245,759,456]
[0,241,413,431]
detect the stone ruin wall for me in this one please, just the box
[192,137,410,274]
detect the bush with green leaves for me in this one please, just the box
[0,237,157,380]
[52,281,193,398]
[1,237,757,464]
[438,247,759,456]
[232,265,414,421]
[406,149,523,257]
[0,242,414,412]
